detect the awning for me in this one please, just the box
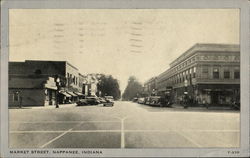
[59,91,71,97]
[73,92,84,96]
[67,91,77,97]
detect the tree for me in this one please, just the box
[97,74,121,100]
[122,76,143,101]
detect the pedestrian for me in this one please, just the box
[184,95,189,109]
[19,96,22,108]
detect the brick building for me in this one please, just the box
[9,76,58,106]
[9,60,84,106]
[155,43,240,105]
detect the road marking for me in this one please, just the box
[120,116,130,148]
[175,131,203,147]
[121,119,125,148]
[40,128,73,148]
[38,121,86,148]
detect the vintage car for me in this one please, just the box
[76,99,88,106]
[132,97,138,102]
[86,96,100,105]
[144,97,151,105]
[137,97,145,104]
[98,97,107,103]
[104,96,114,102]
[103,96,114,107]
[149,96,162,106]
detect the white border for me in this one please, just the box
[1,0,249,157]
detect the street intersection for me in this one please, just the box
[9,101,240,148]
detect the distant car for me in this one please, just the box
[86,96,100,105]
[76,99,88,106]
[104,96,114,102]
[132,98,138,102]
[98,97,107,103]
[103,96,114,107]
[103,102,114,107]
[137,97,145,104]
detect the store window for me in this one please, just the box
[213,68,219,79]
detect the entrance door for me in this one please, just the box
[48,90,52,105]
[211,91,219,104]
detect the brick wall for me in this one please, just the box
[9,89,46,106]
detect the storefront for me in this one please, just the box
[196,84,240,105]
[9,77,58,107]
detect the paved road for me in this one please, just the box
[9,101,240,148]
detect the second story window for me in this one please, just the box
[213,68,219,79]
[224,70,230,79]
[234,70,240,79]
[193,67,196,78]
[202,67,208,78]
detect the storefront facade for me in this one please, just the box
[9,77,57,107]
[156,43,240,106]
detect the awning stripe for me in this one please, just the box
[66,91,77,97]
[59,91,71,97]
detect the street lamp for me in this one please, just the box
[184,79,188,94]
[55,77,61,108]
[184,79,188,108]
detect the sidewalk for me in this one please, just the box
[171,104,237,111]
[9,103,77,110]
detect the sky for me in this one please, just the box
[9,9,239,92]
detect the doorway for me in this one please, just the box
[211,91,219,104]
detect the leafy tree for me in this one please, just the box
[122,76,143,101]
[97,74,121,100]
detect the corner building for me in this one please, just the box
[9,60,83,106]
[156,43,240,105]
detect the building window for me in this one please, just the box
[13,92,19,102]
[193,67,196,78]
[213,68,219,79]
[202,67,209,78]
[234,71,240,79]
[224,70,230,79]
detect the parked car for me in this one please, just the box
[98,97,107,103]
[132,97,138,102]
[86,96,100,105]
[103,96,114,107]
[149,96,161,106]
[104,96,114,102]
[103,101,114,107]
[76,99,88,106]
[137,97,145,104]
[144,97,151,105]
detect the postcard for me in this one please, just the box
[1,0,249,157]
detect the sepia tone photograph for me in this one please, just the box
[8,8,240,149]
[1,0,249,157]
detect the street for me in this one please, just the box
[9,101,240,148]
